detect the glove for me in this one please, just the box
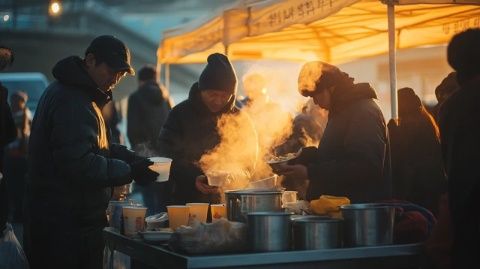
[289,146,317,165]
[130,157,158,185]
[110,144,139,164]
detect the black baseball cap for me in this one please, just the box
[85,35,135,75]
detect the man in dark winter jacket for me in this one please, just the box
[156,53,257,204]
[25,35,158,269]
[276,62,391,202]
[439,29,480,268]
[128,65,172,215]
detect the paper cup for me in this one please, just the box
[148,157,172,182]
[210,204,226,222]
[166,205,190,230]
[122,206,147,237]
[186,203,209,223]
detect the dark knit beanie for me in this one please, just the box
[198,53,237,93]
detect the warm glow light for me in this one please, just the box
[49,2,62,16]
[3,15,9,22]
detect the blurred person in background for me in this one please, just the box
[432,72,459,123]
[438,28,480,268]
[275,62,391,203]
[3,91,32,244]
[0,46,16,233]
[128,65,173,215]
[156,53,257,204]
[24,35,158,269]
[388,87,447,216]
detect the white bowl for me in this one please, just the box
[148,157,172,182]
[205,170,232,187]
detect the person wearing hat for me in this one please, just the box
[156,53,258,205]
[388,87,446,216]
[275,62,391,203]
[438,28,480,268]
[24,35,158,269]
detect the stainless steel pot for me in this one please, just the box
[340,203,395,247]
[292,216,342,250]
[225,189,283,222]
[247,212,292,252]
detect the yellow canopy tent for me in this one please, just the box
[157,0,480,117]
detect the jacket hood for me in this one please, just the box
[330,82,377,116]
[137,81,168,105]
[188,82,236,116]
[52,56,112,106]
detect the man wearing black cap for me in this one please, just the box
[156,53,257,204]
[438,28,480,268]
[24,35,158,269]
[275,62,391,203]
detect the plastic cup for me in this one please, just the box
[282,191,298,205]
[148,157,172,182]
[186,203,209,223]
[210,204,227,222]
[166,205,190,230]
[122,206,147,237]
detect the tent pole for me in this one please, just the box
[388,1,398,120]
[166,64,170,90]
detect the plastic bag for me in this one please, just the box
[0,223,29,269]
[103,246,130,269]
[169,219,247,254]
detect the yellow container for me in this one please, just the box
[310,195,350,216]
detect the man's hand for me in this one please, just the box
[275,163,309,180]
[130,157,159,185]
[195,175,220,194]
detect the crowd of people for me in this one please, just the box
[0,28,479,269]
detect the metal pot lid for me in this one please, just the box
[225,188,284,195]
[292,216,342,223]
[340,203,395,210]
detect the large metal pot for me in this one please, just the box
[292,216,343,250]
[247,212,292,252]
[340,203,395,247]
[225,189,283,222]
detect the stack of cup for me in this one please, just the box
[122,206,148,237]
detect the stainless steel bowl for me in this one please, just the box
[340,203,395,247]
[247,212,292,252]
[225,189,283,222]
[292,216,343,250]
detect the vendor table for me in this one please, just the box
[103,227,426,269]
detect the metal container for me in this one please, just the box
[340,203,395,247]
[225,189,283,222]
[292,216,343,250]
[247,212,292,252]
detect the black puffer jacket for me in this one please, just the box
[439,77,480,268]
[156,83,254,204]
[127,81,171,150]
[27,56,131,228]
[306,83,391,202]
